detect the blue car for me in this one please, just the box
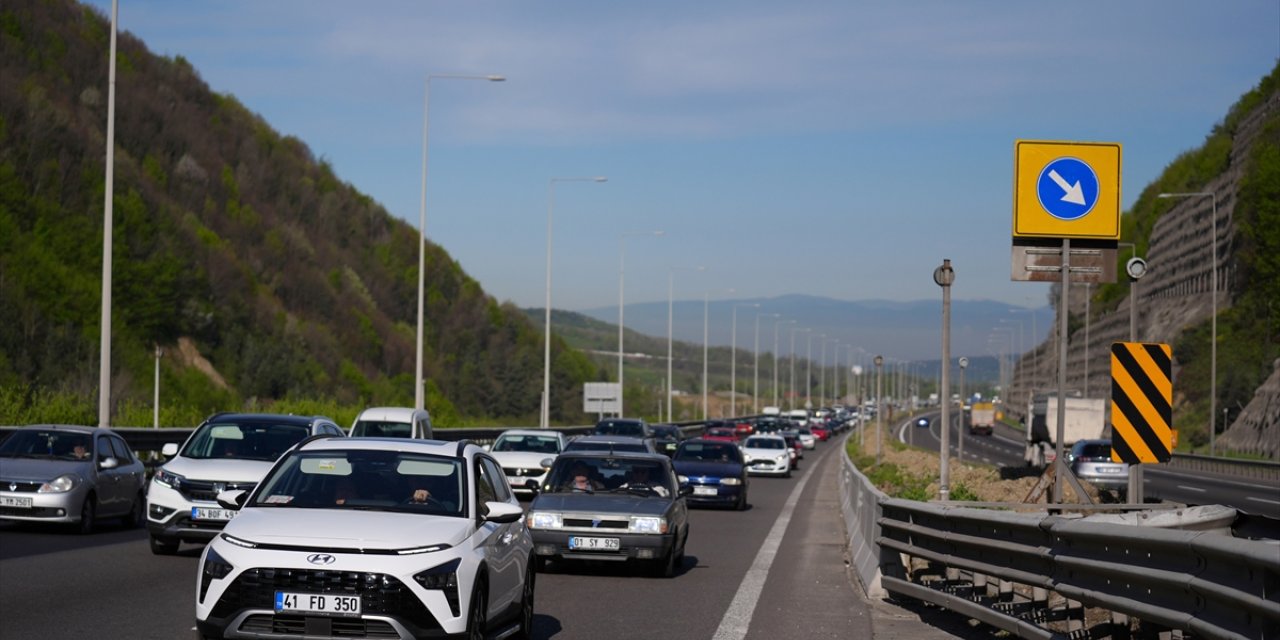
[672,439,748,510]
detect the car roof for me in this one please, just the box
[744,434,785,441]
[555,449,670,463]
[498,429,562,438]
[14,424,111,436]
[206,413,329,426]
[297,436,475,457]
[573,434,646,443]
[353,407,427,421]
[595,418,646,426]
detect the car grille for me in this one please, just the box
[238,613,401,639]
[179,479,257,503]
[503,467,542,478]
[211,568,440,634]
[2,481,41,493]
[563,517,629,529]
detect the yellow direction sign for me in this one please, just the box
[1110,342,1173,463]
[1013,140,1121,239]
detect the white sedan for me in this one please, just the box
[487,429,568,496]
[740,435,792,478]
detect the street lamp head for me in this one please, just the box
[594,176,608,182]
[874,355,884,367]
[486,75,506,82]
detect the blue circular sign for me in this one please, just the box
[1036,157,1099,221]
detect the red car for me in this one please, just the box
[732,421,754,438]
[703,427,740,443]
[810,424,830,441]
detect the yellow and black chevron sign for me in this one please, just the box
[1110,342,1173,463]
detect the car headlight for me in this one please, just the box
[527,512,563,529]
[776,454,788,464]
[629,516,667,534]
[677,475,689,483]
[720,477,742,486]
[153,468,185,490]
[39,474,81,493]
[200,547,235,602]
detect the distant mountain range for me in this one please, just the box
[571,294,1053,362]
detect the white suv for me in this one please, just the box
[486,429,568,496]
[349,407,433,439]
[195,438,534,640]
[147,413,345,555]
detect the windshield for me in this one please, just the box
[675,442,741,463]
[351,420,411,438]
[564,440,647,453]
[594,420,646,437]
[1075,443,1111,460]
[0,430,93,460]
[546,457,673,497]
[252,450,466,517]
[181,422,311,461]
[493,434,562,454]
[653,427,680,439]
[707,428,737,438]
[744,437,784,450]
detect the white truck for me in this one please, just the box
[1024,394,1108,468]
[969,402,996,436]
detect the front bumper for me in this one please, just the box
[146,482,232,542]
[744,458,790,476]
[684,483,744,506]
[531,529,675,563]
[0,487,85,524]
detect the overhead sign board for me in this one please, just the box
[1013,140,1121,239]
[584,382,621,415]
[1110,342,1173,464]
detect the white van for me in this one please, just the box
[350,407,433,439]
[762,406,781,416]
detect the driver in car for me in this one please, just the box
[620,465,669,497]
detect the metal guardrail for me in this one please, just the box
[1169,452,1280,482]
[837,433,1280,640]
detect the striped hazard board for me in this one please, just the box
[1110,342,1173,463]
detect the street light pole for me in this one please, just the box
[415,73,505,412]
[618,230,664,417]
[98,0,119,428]
[754,313,777,414]
[153,344,162,429]
[806,333,820,410]
[934,259,955,501]
[1158,192,1217,455]
[668,265,705,422]
[790,327,809,410]
[875,355,884,464]
[731,303,759,416]
[542,176,607,428]
[702,291,709,420]
[774,318,791,408]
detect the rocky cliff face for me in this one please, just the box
[1007,88,1279,459]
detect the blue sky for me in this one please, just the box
[88,0,1278,314]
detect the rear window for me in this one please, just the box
[493,434,562,454]
[594,420,647,437]
[1076,443,1111,459]
[351,420,412,438]
[565,440,647,453]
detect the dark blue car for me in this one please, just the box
[672,439,748,510]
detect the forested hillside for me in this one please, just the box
[0,0,598,426]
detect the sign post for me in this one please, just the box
[583,383,622,418]
[1012,140,1121,504]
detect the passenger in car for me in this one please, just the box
[564,463,602,492]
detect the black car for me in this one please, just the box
[672,439,748,510]
[526,451,690,577]
[651,424,684,456]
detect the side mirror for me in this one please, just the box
[483,501,523,524]
[678,485,693,497]
[482,444,492,452]
[539,457,555,470]
[98,457,119,470]
[216,489,248,510]
[162,443,179,457]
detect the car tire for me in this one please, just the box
[735,492,747,511]
[76,495,96,535]
[465,576,487,640]
[515,564,535,639]
[124,492,145,529]
[532,556,549,573]
[150,535,180,555]
[783,468,792,479]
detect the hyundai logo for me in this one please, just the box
[307,554,336,566]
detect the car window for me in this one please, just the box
[352,420,413,438]
[493,434,563,454]
[106,436,133,463]
[675,442,741,462]
[182,422,311,461]
[0,430,94,460]
[252,450,465,516]
[1076,443,1111,459]
[564,440,646,453]
[594,420,647,437]
[480,457,511,502]
[475,459,498,508]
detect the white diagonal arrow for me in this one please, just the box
[1048,169,1086,205]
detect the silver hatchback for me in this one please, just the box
[1068,439,1130,494]
[0,425,148,533]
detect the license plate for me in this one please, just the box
[191,507,237,521]
[0,496,32,509]
[568,536,620,551]
[1097,467,1124,474]
[693,486,718,496]
[275,592,362,616]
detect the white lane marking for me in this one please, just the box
[711,445,823,640]
[1246,496,1280,506]
[1176,485,1208,493]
